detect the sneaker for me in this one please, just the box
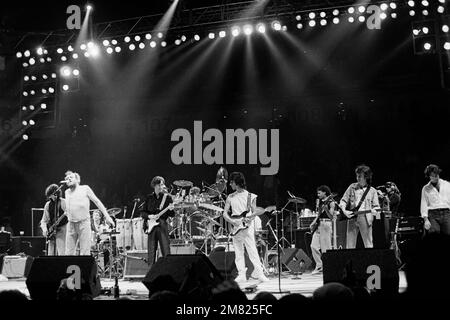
[311,267,323,275]
[234,274,247,283]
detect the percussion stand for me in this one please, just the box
[279,201,293,248]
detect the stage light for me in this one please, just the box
[150,41,157,48]
[41,88,47,94]
[29,58,35,65]
[194,34,200,41]
[24,50,30,57]
[282,25,287,31]
[320,12,326,18]
[88,45,100,57]
[243,24,253,35]
[348,7,355,14]
[135,35,141,42]
[380,13,387,19]
[44,49,48,55]
[333,17,340,24]
[49,87,55,93]
[37,47,43,55]
[51,73,57,78]
[161,41,167,47]
[348,17,355,23]
[320,19,327,26]
[410,10,416,16]
[103,40,110,47]
[72,53,79,59]
[22,106,27,111]
[115,47,121,53]
[111,39,118,45]
[41,103,47,110]
[444,42,450,50]
[22,134,29,141]
[62,85,69,91]
[333,9,339,16]
[256,23,266,33]
[408,0,415,6]
[68,45,74,52]
[29,105,35,110]
[422,27,429,34]
[46,57,52,62]
[175,39,181,45]
[309,12,316,19]
[23,91,28,96]
[60,66,72,77]
[390,3,397,9]
[421,0,429,6]
[31,76,36,81]
[424,42,432,50]
[423,10,429,16]
[219,31,226,38]
[42,74,48,79]
[443,25,449,33]
[391,13,397,18]
[309,20,316,27]
[145,34,151,40]
[380,3,388,11]
[272,21,282,31]
[24,76,29,81]
[88,42,95,49]
[16,52,22,58]
[358,6,365,13]
[56,48,63,54]
[231,26,240,37]
[124,36,131,43]
[438,6,445,13]
[39,58,45,63]
[30,90,35,95]
[208,32,215,39]
[107,47,113,54]
[157,32,163,38]
[139,42,145,49]
[129,44,136,51]
[22,63,28,68]
[29,120,35,126]
[413,28,420,35]
[296,15,301,21]
[439,0,445,3]
[181,35,187,42]
[297,23,303,29]
[86,4,92,11]
[84,52,90,58]
[61,56,67,61]
[73,69,79,76]
[80,44,87,50]
[22,120,28,126]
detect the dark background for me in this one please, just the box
[1,1,450,235]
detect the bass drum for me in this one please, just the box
[132,217,146,250]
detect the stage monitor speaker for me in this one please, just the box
[26,256,101,300]
[322,249,399,295]
[142,254,223,300]
[123,250,149,279]
[1,255,33,278]
[11,236,46,257]
[286,249,313,273]
[171,243,196,254]
[208,248,253,279]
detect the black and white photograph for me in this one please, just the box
[1,0,450,312]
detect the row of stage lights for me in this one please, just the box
[407,0,448,16]
[413,23,450,51]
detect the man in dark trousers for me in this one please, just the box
[140,176,175,267]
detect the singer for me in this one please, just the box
[139,176,175,267]
[63,171,115,255]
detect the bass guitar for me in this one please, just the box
[230,205,276,236]
[47,213,67,239]
[340,208,388,220]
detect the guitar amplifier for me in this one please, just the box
[1,255,34,278]
[123,250,149,279]
[397,217,424,234]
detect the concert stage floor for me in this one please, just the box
[0,271,408,300]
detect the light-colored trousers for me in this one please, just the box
[232,224,264,277]
[310,220,332,269]
[346,215,373,248]
[65,219,92,255]
[47,224,67,256]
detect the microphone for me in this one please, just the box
[59,180,68,184]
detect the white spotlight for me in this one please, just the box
[134,35,141,42]
[22,63,28,68]
[358,6,366,13]
[139,42,146,49]
[150,41,157,48]
[16,52,23,58]
[422,0,429,7]
[320,12,326,18]
[22,120,28,126]
[424,42,432,50]
[391,13,397,18]
[175,39,181,45]
[84,52,90,58]
[124,36,131,43]
[157,32,163,39]
[111,39,118,45]
[333,17,340,24]
[380,13,387,19]
[410,10,416,16]
[46,57,52,62]
[348,7,355,14]
[86,4,93,11]
[29,105,35,110]
[320,19,327,26]
[29,120,35,126]
[39,58,45,63]
[115,47,121,53]
[408,0,415,7]
[37,47,43,55]
[272,21,282,31]
[257,23,266,33]
[243,24,253,35]
[22,134,29,141]
[129,44,136,51]
[444,42,450,50]
[348,17,355,23]
[51,73,57,78]
[73,69,79,76]
[390,3,397,9]
[103,40,110,47]
[23,91,28,96]
[49,87,55,93]
[413,29,420,35]
[31,76,36,81]
[68,45,74,52]
[87,42,94,48]
[380,3,388,11]
[29,58,35,65]
[231,26,240,37]
[423,10,429,16]
[22,106,27,111]
[359,16,366,22]
[208,33,215,39]
[60,66,72,77]
[62,85,69,91]
[443,25,449,33]
[41,103,47,110]
[41,88,47,94]
[42,74,48,79]
[61,56,67,61]
[309,20,316,27]
[422,27,429,34]
[297,23,303,29]
[296,15,301,21]
[309,12,316,19]
[72,53,79,59]
[30,90,35,95]
[80,44,86,50]
[145,34,152,40]
[438,6,445,14]
[194,34,200,41]
[161,41,167,47]
[181,35,187,42]
[219,31,226,38]
[88,45,100,57]
[333,9,339,16]
[24,75,29,81]
[107,47,114,54]
[24,50,31,57]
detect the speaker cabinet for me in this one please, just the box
[26,256,101,300]
[123,250,149,279]
[323,249,399,295]
[142,254,223,300]
[11,236,46,257]
[208,248,254,279]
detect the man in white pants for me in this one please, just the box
[64,171,115,255]
[223,172,269,283]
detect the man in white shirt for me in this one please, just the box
[420,164,450,235]
[64,171,115,255]
[222,172,269,283]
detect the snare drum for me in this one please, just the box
[116,219,132,249]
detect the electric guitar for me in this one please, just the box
[145,199,182,234]
[46,213,68,239]
[310,195,336,233]
[230,205,276,236]
[340,207,388,220]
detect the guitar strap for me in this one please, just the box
[246,191,252,213]
[159,193,168,210]
[354,185,371,212]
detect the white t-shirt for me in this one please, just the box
[65,185,92,222]
[227,190,257,216]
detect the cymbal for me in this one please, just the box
[173,180,193,188]
[198,202,224,212]
[204,217,221,227]
[107,208,122,216]
[288,197,307,204]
